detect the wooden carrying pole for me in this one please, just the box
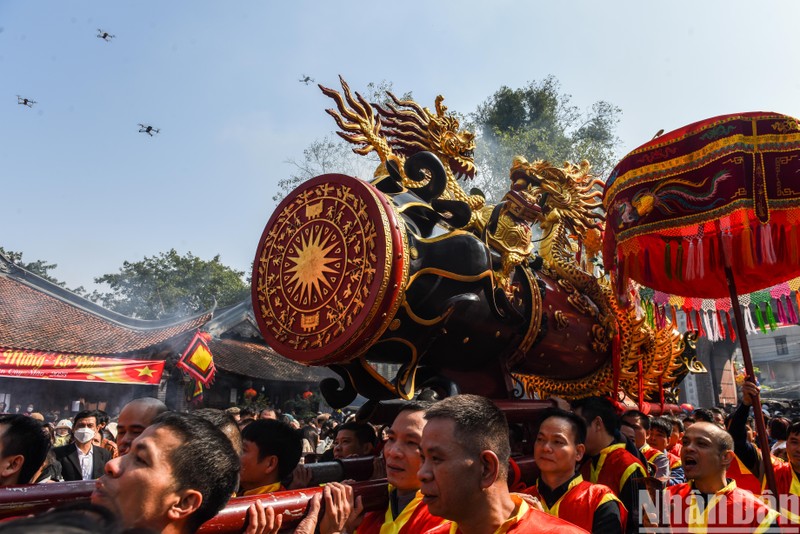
[724,265,778,497]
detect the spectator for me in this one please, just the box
[332,422,376,459]
[193,408,242,455]
[238,407,257,429]
[224,407,241,422]
[116,397,167,456]
[91,412,239,533]
[259,407,278,420]
[239,419,302,495]
[622,410,669,480]
[54,410,111,481]
[54,419,73,447]
[0,414,51,486]
[647,416,684,486]
[420,395,584,533]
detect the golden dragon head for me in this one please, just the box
[506,156,605,235]
[375,93,476,180]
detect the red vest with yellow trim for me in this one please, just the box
[726,452,765,495]
[668,442,682,458]
[771,462,800,527]
[523,476,627,532]
[666,480,780,532]
[580,443,646,496]
[666,451,681,470]
[356,494,444,534]
[425,504,589,534]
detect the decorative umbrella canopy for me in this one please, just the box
[603,112,800,298]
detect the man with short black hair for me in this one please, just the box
[239,418,302,495]
[420,395,585,533]
[0,414,51,486]
[572,397,646,532]
[622,409,669,480]
[523,408,625,533]
[54,410,111,481]
[332,422,376,459]
[92,412,240,533]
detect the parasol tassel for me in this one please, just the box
[696,310,706,338]
[702,310,713,341]
[755,304,767,334]
[742,214,755,269]
[776,298,787,325]
[787,295,798,324]
[709,234,718,272]
[686,240,696,280]
[721,230,734,268]
[778,225,787,264]
[726,310,737,342]
[743,304,758,335]
[697,237,705,280]
[664,242,672,279]
[790,225,799,265]
[643,249,652,284]
[765,302,777,331]
[716,310,726,340]
[685,307,694,331]
[676,242,684,281]
[761,223,777,264]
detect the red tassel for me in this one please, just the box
[778,225,787,263]
[685,308,694,331]
[695,310,706,338]
[790,225,799,265]
[776,299,787,325]
[716,311,726,340]
[726,311,737,341]
[742,214,755,269]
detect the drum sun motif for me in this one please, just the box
[252,174,407,365]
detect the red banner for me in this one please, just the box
[0,348,164,385]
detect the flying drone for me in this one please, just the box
[16,96,36,108]
[97,29,115,42]
[138,124,160,137]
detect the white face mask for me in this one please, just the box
[73,428,95,444]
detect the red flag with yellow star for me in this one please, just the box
[177,331,216,386]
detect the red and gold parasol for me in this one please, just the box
[604,111,800,496]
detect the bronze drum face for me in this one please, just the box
[252,174,408,365]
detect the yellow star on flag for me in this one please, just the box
[137,366,155,377]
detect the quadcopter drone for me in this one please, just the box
[138,124,160,136]
[16,96,36,108]
[97,29,115,41]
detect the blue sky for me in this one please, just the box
[3,1,800,291]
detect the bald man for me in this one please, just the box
[116,398,168,456]
[665,422,780,532]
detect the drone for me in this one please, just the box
[16,96,36,108]
[97,29,115,42]
[298,74,315,85]
[138,124,160,136]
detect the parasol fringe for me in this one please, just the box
[716,310,726,340]
[776,298,787,325]
[755,223,764,265]
[684,306,694,331]
[765,302,777,331]
[744,304,758,335]
[754,303,767,334]
[695,310,706,338]
[697,237,705,280]
[796,292,800,323]
[722,230,734,268]
[761,223,777,265]
[742,214,755,269]
[686,240,696,280]
[643,249,652,284]
[726,310,737,342]
[777,225,787,265]
[790,226,799,265]
[676,242,684,281]
[787,295,798,324]
[709,234,717,272]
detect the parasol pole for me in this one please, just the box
[723,265,778,497]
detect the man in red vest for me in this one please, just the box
[666,421,780,532]
[419,395,587,533]
[622,409,670,481]
[523,408,626,533]
[648,416,685,486]
[738,380,800,526]
[346,401,447,533]
[572,397,646,532]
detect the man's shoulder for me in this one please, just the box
[512,507,589,532]
[93,445,112,459]
[52,444,75,458]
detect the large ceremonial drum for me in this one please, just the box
[252,175,408,366]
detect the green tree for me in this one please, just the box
[471,76,621,200]
[273,80,412,203]
[0,247,87,294]
[92,249,248,319]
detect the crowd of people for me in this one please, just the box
[0,386,797,533]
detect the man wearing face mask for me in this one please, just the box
[53,410,112,481]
